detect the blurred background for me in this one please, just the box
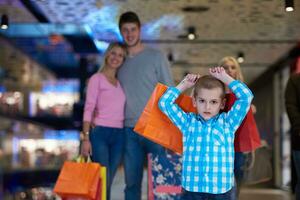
[0,0,300,199]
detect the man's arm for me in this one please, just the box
[157,51,174,86]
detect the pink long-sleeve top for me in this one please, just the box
[83,73,126,128]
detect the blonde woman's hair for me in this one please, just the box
[98,42,127,73]
[218,56,244,82]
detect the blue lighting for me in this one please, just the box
[84,24,93,37]
[85,12,184,41]
[0,24,87,37]
[44,130,80,140]
[0,85,6,93]
[94,40,110,52]
[83,5,122,41]
[142,15,184,39]
[42,79,79,93]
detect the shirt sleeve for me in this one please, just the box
[158,87,192,135]
[157,51,174,86]
[226,80,253,133]
[83,74,100,122]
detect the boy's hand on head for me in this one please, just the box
[184,74,200,86]
[209,66,234,85]
[176,74,200,92]
[209,67,226,79]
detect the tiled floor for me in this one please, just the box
[240,188,292,200]
[111,168,293,200]
[111,167,153,200]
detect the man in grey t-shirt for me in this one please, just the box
[118,11,173,200]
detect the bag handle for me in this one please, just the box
[75,155,92,163]
[244,151,255,171]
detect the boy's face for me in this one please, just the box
[120,22,141,47]
[193,87,226,120]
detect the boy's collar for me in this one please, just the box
[196,114,220,123]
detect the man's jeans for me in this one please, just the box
[293,151,300,200]
[90,126,125,200]
[124,127,164,200]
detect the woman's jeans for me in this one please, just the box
[90,126,125,200]
[182,188,233,200]
[230,152,247,200]
[293,151,300,200]
[123,127,164,200]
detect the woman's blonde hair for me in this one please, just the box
[218,56,244,82]
[98,42,127,73]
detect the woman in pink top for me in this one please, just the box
[81,42,127,200]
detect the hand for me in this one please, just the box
[209,66,226,79]
[209,66,234,85]
[177,74,201,91]
[251,104,257,114]
[80,140,92,157]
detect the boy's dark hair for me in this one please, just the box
[119,11,141,29]
[193,75,225,98]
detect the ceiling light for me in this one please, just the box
[237,52,244,63]
[1,14,9,30]
[177,26,198,40]
[167,51,174,62]
[187,26,196,40]
[285,0,294,12]
[182,6,210,13]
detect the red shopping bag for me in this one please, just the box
[94,178,102,200]
[134,83,196,154]
[224,93,261,152]
[54,161,101,199]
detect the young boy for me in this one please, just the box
[158,67,253,199]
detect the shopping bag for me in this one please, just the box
[224,93,261,152]
[134,83,196,154]
[61,178,102,200]
[53,156,105,200]
[74,156,106,200]
[94,177,102,200]
[99,166,106,200]
[148,151,182,200]
[243,141,273,185]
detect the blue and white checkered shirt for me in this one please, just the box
[158,80,253,194]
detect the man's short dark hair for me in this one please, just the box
[119,11,141,30]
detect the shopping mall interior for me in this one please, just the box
[0,0,300,199]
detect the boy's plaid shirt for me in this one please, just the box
[158,80,253,194]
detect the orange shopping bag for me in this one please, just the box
[134,83,196,154]
[53,160,101,199]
